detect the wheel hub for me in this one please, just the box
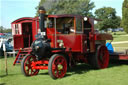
[57,64,63,70]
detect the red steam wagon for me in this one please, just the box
[13,6,113,79]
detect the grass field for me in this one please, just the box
[0,57,128,85]
[112,43,128,52]
[107,32,128,52]
[110,32,128,42]
[112,43,128,47]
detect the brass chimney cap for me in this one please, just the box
[39,6,46,14]
[39,10,46,14]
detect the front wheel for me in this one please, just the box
[21,54,39,76]
[48,54,67,79]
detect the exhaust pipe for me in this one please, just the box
[38,6,46,33]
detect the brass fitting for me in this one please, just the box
[39,10,46,14]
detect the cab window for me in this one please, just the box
[56,17,74,34]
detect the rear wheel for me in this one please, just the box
[88,45,109,69]
[48,54,67,79]
[21,54,39,76]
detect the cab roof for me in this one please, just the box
[47,14,101,21]
[11,17,33,24]
[48,14,82,18]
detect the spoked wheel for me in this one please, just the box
[96,45,109,69]
[21,54,39,76]
[48,54,67,79]
[88,45,109,69]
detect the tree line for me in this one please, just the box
[0,26,12,33]
[36,0,128,33]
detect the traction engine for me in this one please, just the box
[21,6,113,79]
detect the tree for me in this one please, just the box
[0,26,4,33]
[36,0,95,17]
[95,7,121,31]
[122,0,128,33]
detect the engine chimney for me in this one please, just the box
[38,6,46,33]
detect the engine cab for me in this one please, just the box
[35,14,111,52]
[32,13,112,59]
[45,15,88,53]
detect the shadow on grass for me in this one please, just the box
[0,73,21,78]
[38,64,93,77]
[66,60,128,77]
[65,64,93,77]
[37,60,128,78]
[0,83,6,85]
[67,60,128,76]
[68,64,92,73]
[0,75,7,78]
[39,72,49,75]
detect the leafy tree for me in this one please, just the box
[95,7,121,31]
[122,0,128,33]
[36,0,95,17]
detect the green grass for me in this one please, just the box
[112,43,128,47]
[110,32,128,42]
[112,43,128,52]
[1,57,128,85]
[113,36,128,42]
[106,32,128,52]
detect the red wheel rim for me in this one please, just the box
[52,55,67,78]
[24,55,39,76]
[97,46,109,69]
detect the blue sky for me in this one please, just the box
[92,0,123,17]
[0,0,123,28]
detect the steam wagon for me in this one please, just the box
[19,6,113,79]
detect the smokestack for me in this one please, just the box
[38,6,46,32]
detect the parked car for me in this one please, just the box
[0,38,13,57]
